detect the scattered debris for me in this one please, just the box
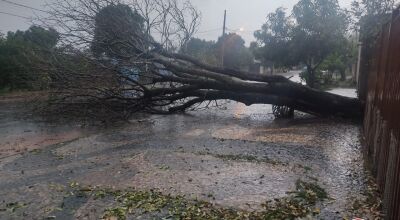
[1,202,27,213]
[29,149,43,155]
[157,165,170,171]
[63,178,327,220]
[348,171,383,219]
[195,152,287,166]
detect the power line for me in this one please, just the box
[0,11,30,19]
[197,28,221,34]
[0,0,48,13]
[226,27,255,34]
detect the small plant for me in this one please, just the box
[294,179,328,205]
[104,207,127,220]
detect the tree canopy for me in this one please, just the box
[351,0,397,41]
[254,7,293,69]
[254,0,349,88]
[10,0,363,120]
[182,38,218,65]
[0,26,59,90]
[91,4,147,58]
[181,34,253,70]
[216,33,253,70]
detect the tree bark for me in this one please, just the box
[306,65,316,88]
[49,49,363,120]
[340,69,346,81]
[155,51,362,118]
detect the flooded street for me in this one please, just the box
[0,88,371,219]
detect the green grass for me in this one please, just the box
[196,152,287,166]
[63,178,328,220]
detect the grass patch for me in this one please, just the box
[294,179,328,204]
[29,149,43,155]
[0,202,27,213]
[196,152,286,166]
[63,178,327,220]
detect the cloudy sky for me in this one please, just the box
[0,0,353,44]
[192,0,353,43]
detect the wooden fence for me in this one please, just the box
[362,7,400,219]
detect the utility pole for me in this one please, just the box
[221,10,227,67]
[222,10,227,36]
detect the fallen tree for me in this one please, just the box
[45,48,363,119]
[39,0,363,119]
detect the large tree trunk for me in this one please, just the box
[340,69,346,81]
[306,65,316,88]
[48,49,363,120]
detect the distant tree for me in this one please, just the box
[254,7,294,71]
[350,0,397,100]
[91,4,147,58]
[6,26,59,49]
[291,0,348,88]
[255,0,348,88]
[180,35,253,69]
[0,34,9,89]
[216,33,253,70]
[318,38,358,81]
[182,38,218,65]
[351,0,396,41]
[0,26,59,90]
[23,26,59,49]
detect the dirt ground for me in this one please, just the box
[0,89,380,220]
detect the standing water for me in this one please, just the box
[0,76,374,219]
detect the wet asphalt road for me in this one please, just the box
[0,88,370,220]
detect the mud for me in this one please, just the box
[0,88,372,219]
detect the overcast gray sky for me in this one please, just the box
[0,0,353,44]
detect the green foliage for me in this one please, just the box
[319,38,358,81]
[2,202,27,213]
[291,0,348,61]
[182,38,218,65]
[351,0,396,41]
[292,0,348,87]
[182,35,253,70]
[196,152,286,165]
[66,179,327,220]
[255,0,349,88]
[352,0,395,16]
[215,33,253,70]
[294,180,328,204]
[254,7,294,68]
[91,4,147,58]
[0,26,59,90]
[320,53,346,74]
